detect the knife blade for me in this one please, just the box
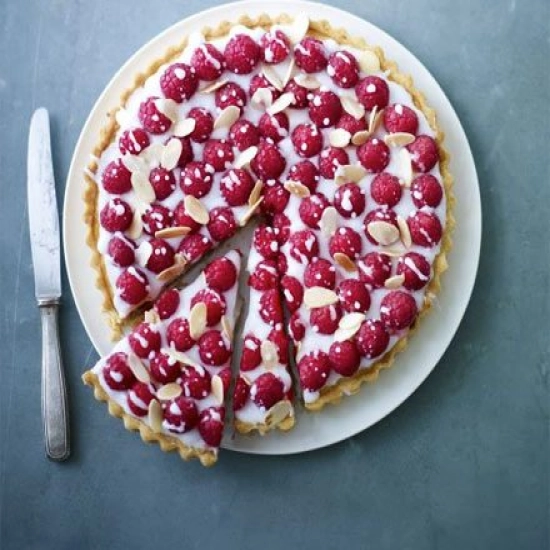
[27,108,70,461]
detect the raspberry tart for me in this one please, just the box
[82,251,241,466]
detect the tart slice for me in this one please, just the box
[82,250,241,466]
[233,225,295,434]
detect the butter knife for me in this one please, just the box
[27,108,70,461]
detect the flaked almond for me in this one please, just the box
[121,154,147,174]
[239,197,263,226]
[341,96,365,120]
[397,215,412,248]
[284,179,310,198]
[286,14,309,44]
[294,73,321,89]
[329,128,351,148]
[248,179,263,206]
[335,164,367,185]
[140,142,164,165]
[367,221,400,246]
[211,375,224,405]
[162,347,205,375]
[173,117,196,137]
[282,58,296,87]
[144,309,160,325]
[154,98,178,122]
[135,241,153,267]
[189,302,207,340]
[266,400,292,427]
[319,206,338,237]
[184,195,209,225]
[304,287,339,308]
[157,253,187,282]
[358,50,381,73]
[127,209,143,239]
[384,274,405,289]
[384,132,416,147]
[221,315,232,339]
[334,252,357,272]
[154,226,191,239]
[351,130,370,146]
[368,106,383,134]
[251,87,273,109]
[384,244,407,258]
[128,354,150,384]
[200,79,228,94]
[148,399,163,433]
[339,312,366,330]
[213,105,240,130]
[131,171,155,204]
[234,146,258,169]
[334,325,362,343]
[262,65,283,91]
[160,138,183,171]
[267,92,294,115]
[397,148,413,187]
[157,383,183,401]
[261,340,279,369]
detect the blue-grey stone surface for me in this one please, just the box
[0,1,548,549]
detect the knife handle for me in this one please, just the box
[39,300,70,461]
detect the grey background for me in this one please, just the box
[1,0,548,548]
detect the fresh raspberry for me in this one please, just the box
[116,268,148,305]
[119,128,150,156]
[107,235,135,267]
[191,288,226,326]
[181,367,211,399]
[337,279,371,313]
[288,160,320,193]
[138,97,172,134]
[103,352,135,391]
[277,252,288,275]
[289,311,306,341]
[248,259,279,291]
[268,327,290,364]
[251,141,286,180]
[261,182,290,215]
[298,351,331,391]
[202,139,234,172]
[249,75,281,103]
[327,50,360,88]
[291,123,324,158]
[329,340,360,376]
[162,397,199,434]
[358,252,392,288]
[149,167,176,200]
[168,136,194,169]
[329,227,363,260]
[215,81,247,112]
[357,138,390,173]
[355,76,390,111]
[411,174,443,208]
[100,198,133,232]
[142,204,173,235]
[233,377,250,411]
[102,159,132,194]
[299,193,330,228]
[154,288,180,320]
[310,303,342,335]
[166,318,195,351]
[407,135,439,172]
[258,112,289,143]
[127,382,155,417]
[356,319,390,358]
[178,234,213,263]
[284,79,310,109]
[304,258,336,289]
[173,200,201,234]
[218,367,232,397]
[250,373,284,409]
[364,208,398,245]
[180,161,214,198]
[198,330,231,366]
[160,63,198,103]
[294,37,328,73]
[281,275,303,313]
[144,238,175,274]
[129,322,161,359]
[204,257,238,292]
[273,213,290,244]
[397,252,431,290]
[260,30,290,64]
[336,112,368,135]
[224,34,260,74]
[319,146,349,178]
[207,206,237,242]
[241,334,262,372]
[259,289,284,326]
[381,290,418,331]
[190,43,225,81]
[253,225,279,259]
[371,172,402,207]
[309,90,342,128]
[187,107,214,143]
[384,103,419,134]
[198,407,225,447]
[149,351,180,384]
[228,119,260,151]
[407,211,442,247]
[289,230,319,263]
[334,183,366,218]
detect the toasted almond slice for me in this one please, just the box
[266,400,292,427]
[200,79,228,94]
[234,146,258,169]
[294,73,321,89]
[341,96,365,120]
[384,244,407,258]
[115,108,131,127]
[154,98,178,122]
[397,215,412,248]
[154,226,191,239]
[189,302,207,340]
[211,375,224,405]
[384,132,416,147]
[157,253,188,282]
[135,241,153,267]
[286,14,309,44]
[127,209,143,239]
[262,65,283,91]
[162,347,205,375]
[157,383,183,401]
[304,287,339,308]
[221,315,233,339]
[282,58,296,87]
[173,117,196,137]
[161,138,183,171]
[148,399,163,433]
[367,221,400,246]
[358,50,381,73]
[121,154,147,174]
[368,106,383,134]
[184,195,209,225]
[131,171,155,204]
[397,148,413,187]
[335,164,367,185]
[329,128,351,148]
[251,87,273,109]
[284,179,310,198]
[334,325,362,343]
[128,354,150,384]
[319,206,338,237]
[339,312,366,330]
[144,309,160,325]
[140,142,164,165]
[384,274,405,289]
[239,197,263,226]
[261,340,279,369]
[248,179,263,206]
[351,130,371,146]
[334,252,357,272]
[267,92,294,115]
[213,105,241,130]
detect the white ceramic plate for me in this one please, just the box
[63,0,481,455]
